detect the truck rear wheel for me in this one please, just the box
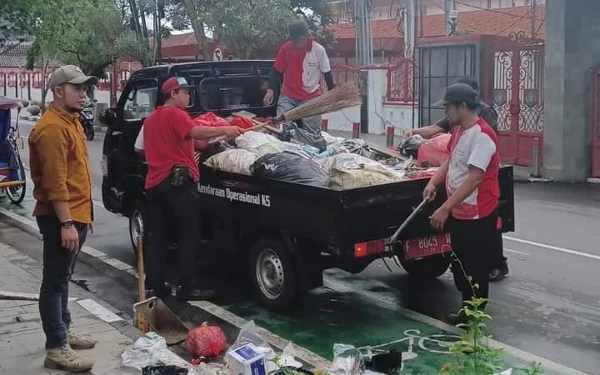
[250,236,298,311]
[399,254,451,278]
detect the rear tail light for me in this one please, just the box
[101,154,108,177]
[354,239,386,258]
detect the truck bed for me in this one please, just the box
[197,164,515,265]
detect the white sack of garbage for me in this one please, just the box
[329,153,406,189]
[235,131,286,157]
[204,149,258,175]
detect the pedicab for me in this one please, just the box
[0,97,26,204]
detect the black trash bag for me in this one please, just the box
[250,152,329,187]
[279,122,327,152]
[365,350,402,375]
[142,365,188,375]
[399,135,426,159]
[198,140,235,164]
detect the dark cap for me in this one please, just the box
[288,19,309,39]
[433,83,481,108]
[161,77,194,95]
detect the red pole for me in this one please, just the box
[386,125,395,148]
[352,122,360,138]
[320,119,328,132]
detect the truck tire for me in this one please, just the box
[129,200,149,255]
[399,254,451,278]
[250,236,298,311]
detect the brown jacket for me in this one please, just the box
[29,104,93,223]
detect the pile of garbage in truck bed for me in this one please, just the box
[198,113,439,190]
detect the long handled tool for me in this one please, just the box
[381,198,430,271]
[274,83,361,123]
[133,236,189,345]
[208,119,271,144]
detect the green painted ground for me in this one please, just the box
[226,288,561,375]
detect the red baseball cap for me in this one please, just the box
[161,77,195,95]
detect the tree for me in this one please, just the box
[211,0,294,58]
[27,0,151,105]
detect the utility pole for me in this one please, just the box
[354,0,373,133]
[445,0,456,36]
[404,0,416,58]
[531,0,537,40]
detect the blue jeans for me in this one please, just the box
[37,216,88,349]
[277,95,321,132]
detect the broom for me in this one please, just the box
[274,83,361,123]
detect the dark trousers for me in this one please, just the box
[37,216,88,349]
[145,178,200,292]
[491,228,507,270]
[449,212,498,304]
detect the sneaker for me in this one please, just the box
[44,344,94,372]
[176,287,216,301]
[68,329,97,350]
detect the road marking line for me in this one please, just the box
[102,257,133,271]
[504,248,529,256]
[504,235,600,261]
[81,246,107,258]
[77,299,123,323]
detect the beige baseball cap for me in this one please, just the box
[48,65,98,90]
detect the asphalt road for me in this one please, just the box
[10,117,600,374]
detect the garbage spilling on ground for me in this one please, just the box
[122,320,418,375]
[198,113,439,189]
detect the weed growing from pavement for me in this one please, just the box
[441,252,543,375]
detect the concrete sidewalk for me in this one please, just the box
[0,242,139,375]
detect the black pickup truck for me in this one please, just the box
[101,60,515,310]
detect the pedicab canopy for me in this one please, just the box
[0,97,21,111]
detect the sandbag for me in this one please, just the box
[329,153,406,190]
[235,131,286,156]
[204,149,258,175]
[417,134,451,167]
[250,152,329,187]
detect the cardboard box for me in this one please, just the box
[226,343,266,375]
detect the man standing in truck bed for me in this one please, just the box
[263,19,335,132]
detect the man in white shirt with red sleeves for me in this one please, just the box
[263,19,334,132]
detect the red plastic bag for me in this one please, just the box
[229,116,254,130]
[193,112,229,127]
[186,323,228,358]
[194,139,210,151]
[417,134,451,167]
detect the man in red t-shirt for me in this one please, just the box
[263,19,334,132]
[423,83,500,325]
[144,77,241,300]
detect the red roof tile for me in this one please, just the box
[330,5,546,41]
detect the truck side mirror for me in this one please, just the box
[100,108,117,127]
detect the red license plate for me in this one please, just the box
[404,233,452,260]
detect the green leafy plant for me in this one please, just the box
[441,252,543,375]
[268,357,307,375]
